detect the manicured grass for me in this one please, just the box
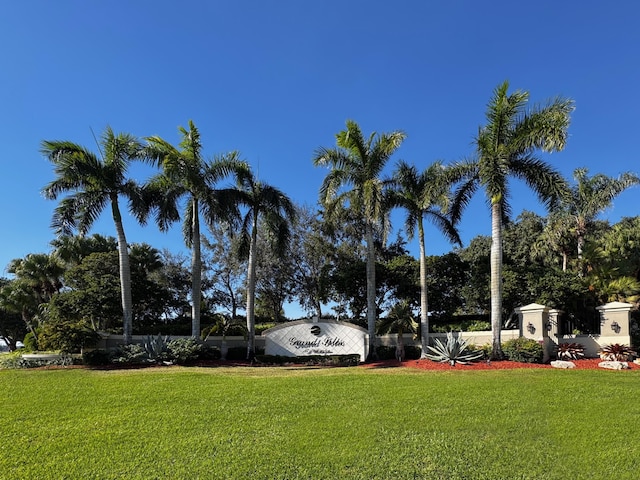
[1,366,638,479]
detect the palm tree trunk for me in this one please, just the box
[490,202,503,359]
[246,212,258,360]
[396,328,405,361]
[417,218,429,359]
[111,196,133,345]
[577,234,585,276]
[191,198,202,338]
[365,223,377,361]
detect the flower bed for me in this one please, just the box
[365,358,634,371]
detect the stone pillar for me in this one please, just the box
[596,301,632,348]
[547,309,563,346]
[514,303,553,363]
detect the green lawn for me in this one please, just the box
[1,365,638,479]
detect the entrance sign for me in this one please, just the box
[263,319,368,361]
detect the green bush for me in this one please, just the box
[39,319,101,354]
[375,346,397,360]
[82,349,112,366]
[0,351,28,369]
[22,332,39,352]
[502,338,544,363]
[0,352,75,369]
[467,321,491,332]
[167,338,220,364]
[375,345,421,360]
[225,345,264,360]
[111,344,149,364]
[225,346,247,360]
[255,354,360,366]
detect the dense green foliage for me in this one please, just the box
[3,84,640,353]
[502,338,544,364]
[1,367,639,479]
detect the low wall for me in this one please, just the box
[98,331,517,352]
[97,334,264,351]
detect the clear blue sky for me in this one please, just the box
[2,1,639,311]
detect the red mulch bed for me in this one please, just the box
[364,358,635,371]
[28,358,636,371]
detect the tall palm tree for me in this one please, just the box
[314,120,406,361]
[564,168,640,271]
[41,127,145,344]
[387,161,462,358]
[453,81,574,358]
[142,121,246,338]
[223,166,296,360]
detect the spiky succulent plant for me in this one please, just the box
[556,342,585,360]
[598,343,636,361]
[425,332,484,366]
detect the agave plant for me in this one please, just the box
[598,343,637,361]
[425,331,484,366]
[556,342,585,361]
[143,333,171,362]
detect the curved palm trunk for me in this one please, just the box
[365,224,377,361]
[246,212,259,360]
[490,202,503,359]
[417,219,429,359]
[191,198,202,338]
[111,196,133,345]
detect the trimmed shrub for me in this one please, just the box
[111,344,149,364]
[255,354,360,366]
[376,345,422,360]
[167,338,220,364]
[39,319,101,354]
[502,338,543,363]
[225,346,264,360]
[82,349,111,366]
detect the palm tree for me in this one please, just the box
[51,234,118,268]
[564,168,640,271]
[376,300,418,361]
[223,166,296,360]
[314,120,406,361]
[7,253,64,305]
[41,127,145,344]
[453,81,574,358]
[142,120,246,338]
[532,211,575,271]
[387,161,461,358]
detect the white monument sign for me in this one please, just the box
[263,319,368,361]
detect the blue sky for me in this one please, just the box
[2,1,640,316]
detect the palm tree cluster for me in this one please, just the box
[3,81,639,361]
[37,121,294,359]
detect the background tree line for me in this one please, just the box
[1,82,639,360]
